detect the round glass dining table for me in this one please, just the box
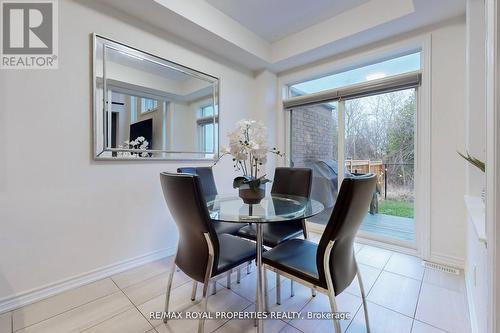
[206,194,324,333]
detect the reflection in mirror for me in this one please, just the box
[93,35,219,160]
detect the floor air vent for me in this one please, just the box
[422,261,460,275]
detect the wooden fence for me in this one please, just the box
[345,159,414,200]
[345,159,384,177]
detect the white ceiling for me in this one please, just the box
[93,0,466,73]
[206,0,370,42]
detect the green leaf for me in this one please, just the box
[457,151,485,172]
[233,176,252,188]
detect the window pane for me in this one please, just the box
[198,104,218,152]
[204,123,213,151]
[141,98,158,113]
[201,105,214,117]
[290,52,420,96]
[290,102,339,226]
[130,96,137,122]
[345,89,415,241]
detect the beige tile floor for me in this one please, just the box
[1,234,471,333]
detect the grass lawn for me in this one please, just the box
[379,199,414,218]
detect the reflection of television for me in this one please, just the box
[130,118,153,148]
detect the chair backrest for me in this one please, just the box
[160,172,219,282]
[271,167,313,198]
[270,167,313,233]
[177,167,218,198]
[316,174,377,295]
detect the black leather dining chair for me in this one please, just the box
[177,167,243,236]
[177,167,217,196]
[237,167,313,301]
[262,174,377,333]
[160,172,257,333]
[177,167,248,292]
[237,167,313,246]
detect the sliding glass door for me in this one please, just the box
[288,89,417,245]
[286,52,421,247]
[344,89,416,241]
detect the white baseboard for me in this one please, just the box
[465,273,479,333]
[0,246,176,314]
[429,252,465,269]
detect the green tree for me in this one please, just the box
[386,93,415,187]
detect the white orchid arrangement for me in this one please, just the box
[118,136,150,158]
[214,119,283,189]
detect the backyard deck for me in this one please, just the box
[309,212,414,241]
[359,213,414,241]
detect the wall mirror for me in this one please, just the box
[93,34,219,160]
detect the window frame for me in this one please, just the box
[289,51,422,97]
[140,97,158,115]
[197,104,219,152]
[278,35,432,259]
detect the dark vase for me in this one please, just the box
[238,183,266,204]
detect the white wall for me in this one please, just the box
[483,1,499,332]
[464,2,488,331]
[276,18,467,264]
[465,0,487,198]
[253,70,281,178]
[0,0,256,304]
[429,21,467,264]
[169,102,197,151]
[0,0,470,311]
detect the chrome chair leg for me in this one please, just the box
[198,279,210,333]
[357,266,371,333]
[226,270,232,289]
[263,267,269,312]
[191,281,197,301]
[323,240,341,333]
[237,267,241,283]
[211,280,217,295]
[163,261,177,323]
[276,273,281,305]
[327,291,342,333]
[199,233,214,333]
[304,226,315,297]
[290,280,295,297]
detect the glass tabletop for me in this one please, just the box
[206,194,324,223]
